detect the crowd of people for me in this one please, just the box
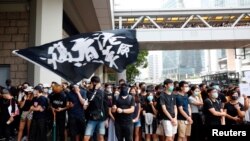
[0,77,250,141]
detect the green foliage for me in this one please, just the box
[126,50,148,83]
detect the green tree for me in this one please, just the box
[126,50,148,83]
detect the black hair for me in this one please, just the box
[199,83,206,88]
[155,84,163,91]
[90,76,100,83]
[139,82,146,88]
[163,79,173,85]
[179,81,188,88]
[207,87,216,93]
[118,79,126,84]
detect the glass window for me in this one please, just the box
[0,65,10,87]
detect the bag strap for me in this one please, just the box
[89,90,97,102]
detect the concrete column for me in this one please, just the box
[116,70,126,84]
[33,0,63,85]
[95,66,104,83]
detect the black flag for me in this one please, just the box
[13,29,139,83]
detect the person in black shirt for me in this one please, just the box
[224,90,245,125]
[17,87,34,141]
[67,84,87,141]
[203,87,226,126]
[112,83,135,141]
[29,85,48,141]
[0,89,17,141]
[84,76,108,141]
[49,84,68,141]
[159,79,177,141]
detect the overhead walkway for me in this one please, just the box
[114,8,250,50]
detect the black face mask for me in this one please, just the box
[231,96,238,100]
[120,87,128,96]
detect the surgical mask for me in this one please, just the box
[212,93,218,99]
[168,86,174,92]
[231,96,238,100]
[147,95,154,102]
[194,92,199,96]
[107,88,112,94]
[48,89,52,94]
[184,87,189,93]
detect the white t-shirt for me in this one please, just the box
[238,96,250,122]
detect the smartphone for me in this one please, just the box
[184,120,189,124]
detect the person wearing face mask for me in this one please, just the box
[84,76,109,141]
[223,90,245,125]
[130,86,141,141]
[176,81,192,141]
[203,87,226,126]
[112,83,135,141]
[210,83,227,108]
[105,83,118,141]
[158,79,177,141]
[188,86,203,141]
[142,85,158,141]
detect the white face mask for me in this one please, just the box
[184,87,190,93]
[212,93,218,99]
[107,88,112,94]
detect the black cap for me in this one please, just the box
[164,79,173,85]
[34,85,43,91]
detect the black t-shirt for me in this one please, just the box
[67,90,86,118]
[224,102,244,125]
[21,97,32,111]
[159,92,176,120]
[86,89,108,121]
[203,98,222,125]
[218,92,227,103]
[176,94,189,120]
[32,96,48,119]
[0,98,16,120]
[49,92,67,119]
[113,95,135,124]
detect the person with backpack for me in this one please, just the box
[112,83,135,141]
[84,76,108,141]
[29,85,48,141]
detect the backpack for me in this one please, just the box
[114,95,133,105]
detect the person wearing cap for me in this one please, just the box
[17,86,34,141]
[112,83,135,141]
[158,79,177,141]
[0,89,17,141]
[84,76,109,141]
[29,85,49,141]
